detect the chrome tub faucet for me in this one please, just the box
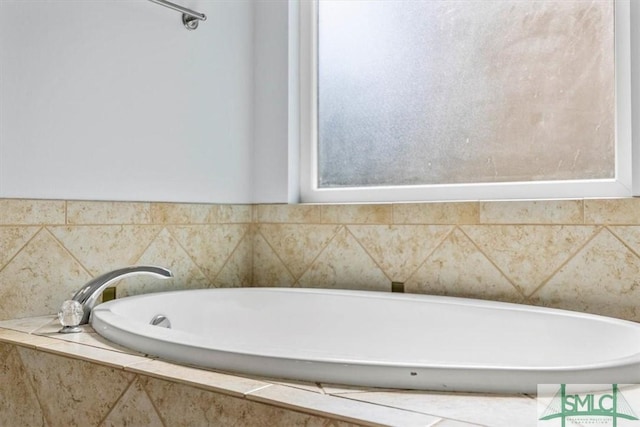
[58,266,173,333]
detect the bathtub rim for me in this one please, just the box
[91,287,640,372]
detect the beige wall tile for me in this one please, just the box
[48,225,162,276]
[321,204,392,224]
[461,225,597,296]
[17,346,134,426]
[218,204,252,223]
[258,224,341,279]
[405,228,522,303]
[393,203,479,225]
[609,226,640,256]
[103,377,164,427]
[150,202,220,224]
[169,225,248,282]
[212,233,253,287]
[348,225,452,283]
[0,199,65,225]
[67,201,151,225]
[119,228,209,297]
[0,229,92,320]
[0,341,11,363]
[7,196,640,332]
[0,345,46,426]
[143,376,331,426]
[531,228,640,321]
[0,226,40,271]
[480,200,583,224]
[298,227,390,291]
[252,233,296,287]
[256,204,322,224]
[585,198,640,224]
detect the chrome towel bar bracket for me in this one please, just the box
[148,0,207,30]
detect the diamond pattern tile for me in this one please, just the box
[609,226,640,256]
[461,225,597,296]
[0,346,45,426]
[258,224,341,279]
[531,228,640,320]
[252,232,296,287]
[169,224,248,281]
[348,225,452,282]
[4,197,640,425]
[0,229,92,320]
[212,233,253,287]
[405,228,522,302]
[0,226,39,271]
[102,377,163,427]
[48,225,162,276]
[298,227,389,291]
[17,346,134,426]
[119,228,210,297]
[2,199,640,333]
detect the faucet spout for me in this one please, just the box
[70,266,173,325]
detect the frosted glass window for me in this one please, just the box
[317,0,615,188]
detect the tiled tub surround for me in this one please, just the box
[253,199,640,322]
[2,198,640,425]
[0,200,253,321]
[0,316,537,426]
[4,199,640,322]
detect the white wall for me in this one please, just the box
[0,0,255,203]
[632,0,640,192]
[252,0,298,203]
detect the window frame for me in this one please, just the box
[299,0,637,204]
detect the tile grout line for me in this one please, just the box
[255,225,309,285]
[343,225,393,285]
[161,226,210,283]
[12,344,50,426]
[41,226,93,284]
[292,224,346,286]
[95,374,139,426]
[329,393,448,425]
[208,224,252,286]
[400,225,456,288]
[606,225,640,261]
[244,388,389,427]
[457,226,528,301]
[0,225,43,276]
[243,383,273,396]
[525,225,605,300]
[140,375,170,427]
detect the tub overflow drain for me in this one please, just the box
[150,314,171,329]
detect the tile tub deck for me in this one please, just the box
[0,316,539,427]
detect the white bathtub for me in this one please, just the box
[90,288,640,393]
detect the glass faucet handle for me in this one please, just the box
[58,300,84,333]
